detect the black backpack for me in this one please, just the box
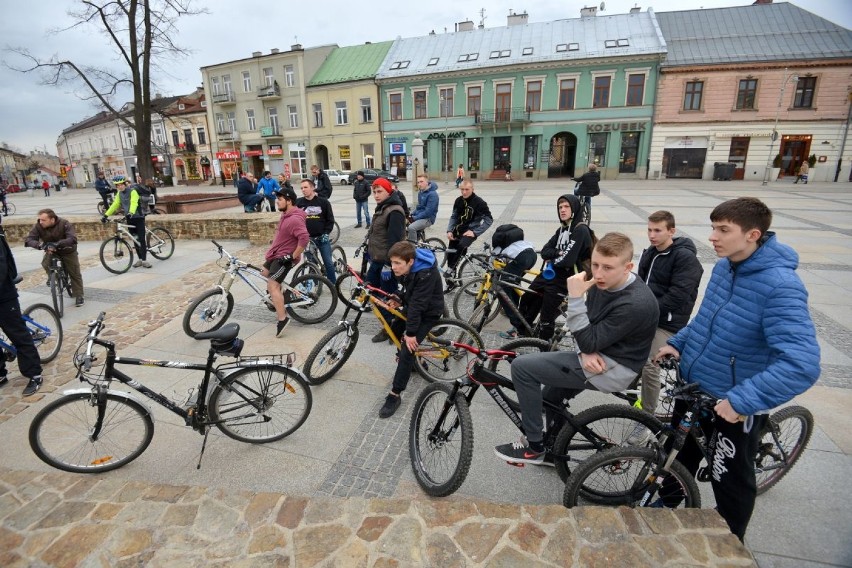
[574,222,598,275]
[129,183,152,214]
[491,224,525,250]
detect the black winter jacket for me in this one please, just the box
[352,178,371,202]
[398,249,445,335]
[314,171,333,199]
[637,237,704,333]
[447,193,492,237]
[573,170,601,196]
[540,194,593,283]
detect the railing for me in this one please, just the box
[257,83,280,98]
[474,107,532,124]
[176,142,197,153]
[217,129,240,141]
[260,126,281,138]
[212,92,236,104]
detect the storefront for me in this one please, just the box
[267,145,285,175]
[662,137,708,179]
[215,151,241,180]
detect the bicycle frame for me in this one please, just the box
[0,313,55,358]
[338,266,408,350]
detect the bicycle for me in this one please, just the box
[1,198,15,216]
[96,190,118,215]
[562,358,814,507]
[182,240,338,338]
[410,229,447,267]
[443,242,493,290]
[28,312,312,473]
[408,336,664,497]
[46,254,73,318]
[0,302,63,365]
[292,238,348,281]
[99,219,175,274]
[304,265,483,385]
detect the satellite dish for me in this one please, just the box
[600,2,606,11]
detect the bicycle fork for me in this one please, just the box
[88,385,110,443]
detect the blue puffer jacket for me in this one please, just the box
[412,182,439,223]
[669,233,820,416]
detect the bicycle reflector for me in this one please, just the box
[212,338,244,357]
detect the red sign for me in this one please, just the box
[268,145,283,156]
[216,151,240,160]
[244,150,263,157]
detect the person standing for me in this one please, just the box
[296,178,337,285]
[101,180,150,268]
[407,175,439,241]
[573,163,601,222]
[95,172,114,210]
[352,171,372,228]
[795,161,809,184]
[311,165,333,200]
[263,186,309,337]
[237,173,263,212]
[257,171,280,211]
[24,208,86,307]
[455,163,465,188]
[367,178,407,343]
[444,180,493,290]
[41,180,50,196]
[504,162,512,181]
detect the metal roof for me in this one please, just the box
[376,11,666,80]
[657,2,852,67]
[308,41,394,86]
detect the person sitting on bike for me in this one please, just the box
[407,175,439,242]
[296,178,337,285]
[101,180,151,269]
[237,173,263,213]
[378,241,445,419]
[264,186,309,337]
[491,224,537,339]
[496,232,658,465]
[516,194,592,341]
[95,171,114,211]
[24,208,86,307]
[573,163,600,222]
[257,170,280,212]
[445,179,493,292]
[655,197,820,542]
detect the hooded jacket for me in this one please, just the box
[540,194,593,282]
[637,237,703,333]
[412,181,439,224]
[573,170,601,196]
[367,190,406,263]
[265,207,310,262]
[256,176,280,197]
[25,217,78,253]
[669,233,820,415]
[398,248,445,335]
[447,192,492,237]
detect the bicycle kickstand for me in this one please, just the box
[196,429,211,470]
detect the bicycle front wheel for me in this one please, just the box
[99,237,134,274]
[451,278,491,322]
[4,202,15,215]
[29,392,154,473]
[182,289,234,338]
[409,383,473,497]
[286,273,338,324]
[23,303,63,363]
[563,446,700,509]
[755,405,813,495]
[335,272,367,311]
[303,324,359,385]
[209,365,312,443]
[414,318,483,383]
[331,245,348,278]
[329,221,341,244]
[48,271,63,318]
[147,227,175,260]
[424,237,447,268]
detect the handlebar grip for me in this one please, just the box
[96,312,106,324]
[212,239,222,250]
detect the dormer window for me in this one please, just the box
[568,43,580,51]
[428,57,439,66]
[556,44,568,52]
[617,38,629,47]
[178,103,185,110]
[605,40,617,48]
[522,47,533,56]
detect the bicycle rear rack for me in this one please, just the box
[228,352,296,368]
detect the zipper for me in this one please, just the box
[643,248,671,285]
[729,356,737,389]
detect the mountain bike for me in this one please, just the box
[99,219,175,274]
[0,303,63,365]
[1,198,15,216]
[292,238,348,281]
[182,240,338,338]
[28,312,312,473]
[46,254,73,318]
[408,336,663,497]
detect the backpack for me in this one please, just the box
[491,224,524,250]
[574,222,598,275]
[130,183,152,215]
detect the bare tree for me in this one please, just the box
[6,0,203,181]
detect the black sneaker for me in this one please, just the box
[22,375,43,397]
[276,319,290,337]
[494,440,544,465]
[371,329,389,343]
[75,297,85,307]
[379,393,401,418]
[354,223,362,228]
[0,374,7,387]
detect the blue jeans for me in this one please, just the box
[367,260,398,321]
[313,236,337,284]
[355,200,371,225]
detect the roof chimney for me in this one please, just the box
[271,48,279,54]
[291,44,303,51]
[580,6,598,17]
[507,10,528,26]
[455,20,474,32]
[252,51,262,57]
[629,6,641,13]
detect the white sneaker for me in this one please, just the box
[141,261,152,268]
[624,423,653,446]
[132,260,143,268]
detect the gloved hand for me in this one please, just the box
[319,233,330,244]
[44,242,57,252]
[100,216,109,224]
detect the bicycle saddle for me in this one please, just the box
[195,323,240,342]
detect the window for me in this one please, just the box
[389,61,410,69]
[558,78,576,110]
[222,74,232,94]
[556,44,568,52]
[215,113,225,132]
[428,57,439,66]
[335,101,348,125]
[413,90,427,119]
[490,51,500,59]
[284,65,295,87]
[589,133,607,166]
[288,105,298,128]
[112,135,118,149]
[593,76,611,108]
[458,53,479,62]
[467,86,481,116]
[736,79,758,110]
[171,130,180,148]
[242,71,251,92]
[522,47,533,56]
[152,125,164,146]
[525,81,541,112]
[617,39,629,47]
[183,129,194,146]
[313,103,323,127]
[389,93,402,120]
[227,112,236,132]
[467,138,480,170]
[495,83,512,122]
[246,109,256,130]
[178,103,185,110]
[211,76,221,95]
[605,40,617,48]
[360,97,372,122]
[793,77,816,108]
[339,145,351,171]
[197,127,206,145]
[268,107,279,131]
[263,67,274,86]
[439,88,453,117]
[626,74,645,106]
[523,135,539,169]
[362,143,375,168]
[683,81,704,111]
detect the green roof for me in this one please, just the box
[308,41,393,86]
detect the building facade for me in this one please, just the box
[159,88,215,184]
[57,111,125,188]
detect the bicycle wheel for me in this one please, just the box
[23,303,63,364]
[182,289,234,338]
[456,254,489,282]
[424,237,447,268]
[4,202,15,215]
[303,324,359,385]
[408,383,473,497]
[413,318,484,383]
[48,271,63,318]
[335,272,366,311]
[286,273,338,324]
[209,365,312,443]
[147,227,175,260]
[755,405,813,495]
[451,278,492,322]
[329,221,341,244]
[563,446,700,509]
[292,261,321,281]
[99,237,134,274]
[29,392,154,473]
[486,338,551,411]
[653,363,678,422]
[553,403,664,484]
[331,246,347,278]
[97,202,106,215]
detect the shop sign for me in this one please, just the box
[586,122,647,133]
[244,150,263,157]
[386,136,408,143]
[715,132,771,138]
[427,132,467,140]
[390,143,406,154]
[268,145,284,156]
[339,147,351,159]
[216,151,240,160]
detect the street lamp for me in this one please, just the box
[762,68,799,186]
[440,94,449,185]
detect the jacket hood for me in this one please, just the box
[557,193,582,229]
[737,232,798,274]
[422,181,438,193]
[412,248,437,272]
[378,189,404,210]
[670,236,697,255]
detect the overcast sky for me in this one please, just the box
[1,0,849,156]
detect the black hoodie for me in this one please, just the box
[540,194,593,282]
[637,236,704,333]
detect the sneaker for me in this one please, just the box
[538,452,556,468]
[624,423,653,446]
[354,223,362,228]
[371,329,389,343]
[276,319,290,338]
[494,440,544,465]
[498,328,518,339]
[22,375,43,396]
[132,260,143,268]
[379,393,401,418]
[75,297,85,307]
[444,281,457,294]
[366,223,371,229]
[0,374,7,387]
[141,261,152,268]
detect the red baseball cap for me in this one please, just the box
[372,177,394,193]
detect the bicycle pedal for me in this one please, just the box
[696,466,711,482]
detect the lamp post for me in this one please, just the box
[440,94,449,185]
[762,68,799,186]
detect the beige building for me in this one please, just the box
[159,88,215,185]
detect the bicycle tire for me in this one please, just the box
[4,201,15,215]
[209,365,312,443]
[331,246,347,278]
[29,392,154,473]
[456,254,489,282]
[292,262,321,281]
[563,446,700,509]
[451,278,495,324]
[99,237,134,274]
[486,338,551,411]
[553,403,664,485]
[97,202,106,215]
[335,272,366,311]
[286,273,338,324]
[147,227,175,260]
[23,303,63,364]
[413,318,484,383]
[49,271,63,318]
[654,363,678,422]
[755,405,813,495]
[424,237,447,268]
[329,221,341,244]
[408,382,474,497]
[303,324,359,385]
[182,289,235,338]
